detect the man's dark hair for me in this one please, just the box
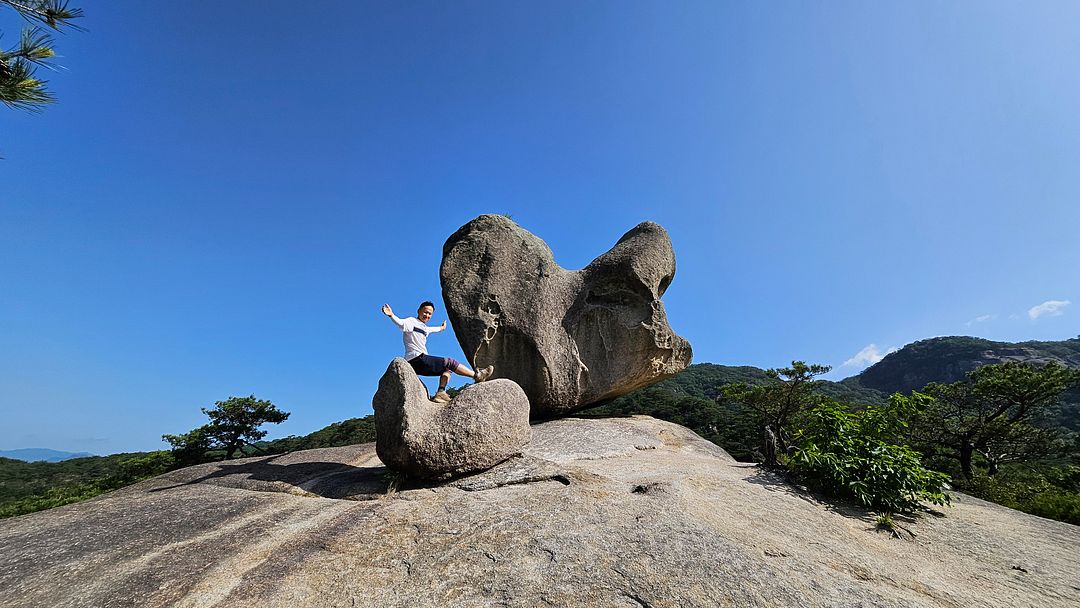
[418,301,435,311]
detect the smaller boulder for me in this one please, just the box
[373,358,531,480]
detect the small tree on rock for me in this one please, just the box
[720,361,831,466]
[163,395,290,463]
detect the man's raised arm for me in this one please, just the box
[382,303,405,328]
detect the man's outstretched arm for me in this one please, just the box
[382,303,405,328]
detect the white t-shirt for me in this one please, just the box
[388,314,444,360]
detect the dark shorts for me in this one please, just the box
[408,354,460,376]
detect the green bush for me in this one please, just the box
[957,471,1080,525]
[1027,490,1080,524]
[789,397,951,514]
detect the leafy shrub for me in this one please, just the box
[789,397,951,513]
[1027,489,1080,524]
[957,471,1080,525]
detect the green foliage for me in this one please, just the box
[0,0,83,111]
[851,336,1080,431]
[952,466,1080,525]
[720,361,832,466]
[788,396,951,514]
[0,450,174,519]
[261,416,376,453]
[875,512,896,531]
[161,425,213,466]
[593,388,764,460]
[111,451,174,483]
[163,395,290,463]
[1,414,378,519]
[0,451,149,503]
[914,361,1080,480]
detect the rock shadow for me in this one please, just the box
[149,454,397,500]
[741,464,878,524]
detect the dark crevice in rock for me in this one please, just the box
[630,482,671,496]
[456,472,571,492]
[623,591,654,608]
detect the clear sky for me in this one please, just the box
[2,2,1078,454]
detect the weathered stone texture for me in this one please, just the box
[372,358,530,479]
[440,215,692,417]
[3,417,1079,608]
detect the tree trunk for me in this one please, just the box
[762,425,779,467]
[960,441,974,480]
[987,459,999,477]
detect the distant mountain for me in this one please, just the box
[0,449,95,463]
[836,335,1080,430]
[845,335,1080,394]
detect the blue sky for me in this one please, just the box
[2,2,1077,454]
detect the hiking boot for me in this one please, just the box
[431,390,452,403]
[474,365,494,383]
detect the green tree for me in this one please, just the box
[916,361,1080,480]
[163,395,290,463]
[720,361,831,466]
[1,0,82,110]
[161,425,213,467]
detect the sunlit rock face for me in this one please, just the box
[440,215,692,417]
[373,358,530,479]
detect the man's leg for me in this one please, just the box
[429,358,495,403]
[430,370,453,403]
[449,359,493,382]
[451,358,494,382]
[452,362,476,378]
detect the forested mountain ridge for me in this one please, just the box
[841,335,1080,430]
[646,336,1080,404]
[846,335,1080,394]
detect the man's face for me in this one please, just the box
[417,305,434,323]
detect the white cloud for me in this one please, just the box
[965,314,997,327]
[842,344,898,368]
[1028,300,1071,320]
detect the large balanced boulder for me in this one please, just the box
[372,358,530,479]
[441,215,692,417]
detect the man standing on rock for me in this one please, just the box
[382,301,494,403]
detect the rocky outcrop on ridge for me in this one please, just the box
[440,215,692,417]
[372,358,530,479]
[849,335,1080,394]
[3,416,1078,608]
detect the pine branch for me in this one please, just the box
[1,0,84,30]
[2,27,57,66]
[0,56,53,110]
